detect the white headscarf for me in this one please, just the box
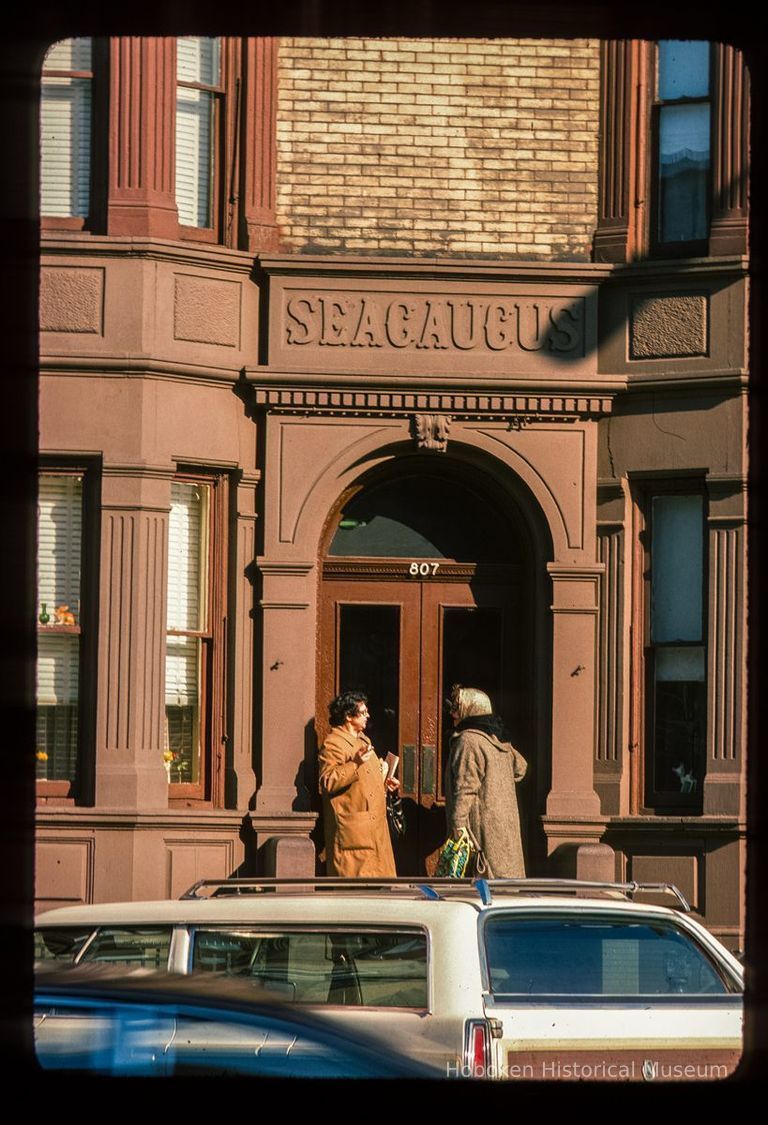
[452,686,493,722]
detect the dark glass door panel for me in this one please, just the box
[338,604,400,759]
[439,605,504,802]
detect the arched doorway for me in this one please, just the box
[317,458,539,874]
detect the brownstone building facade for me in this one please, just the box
[35,35,748,950]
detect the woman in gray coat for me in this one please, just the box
[445,685,527,878]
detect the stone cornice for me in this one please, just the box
[625,370,748,390]
[41,234,256,274]
[247,383,615,419]
[36,809,319,832]
[101,462,176,479]
[602,255,748,283]
[256,252,748,284]
[40,355,242,383]
[256,253,616,284]
[255,559,315,576]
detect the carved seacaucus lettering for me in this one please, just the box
[413,414,452,452]
[284,294,584,354]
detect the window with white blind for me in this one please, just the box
[165,480,211,788]
[37,473,83,782]
[636,485,707,810]
[40,38,93,219]
[175,37,222,229]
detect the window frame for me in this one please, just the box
[175,36,228,243]
[36,460,99,805]
[40,37,108,233]
[165,468,229,807]
[631,478,708,814]
[649,40,713,259]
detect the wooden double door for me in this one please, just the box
[319,564,522,873]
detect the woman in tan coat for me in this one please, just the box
[445,685,527,878]
[319,692,398,877]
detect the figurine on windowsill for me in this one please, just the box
[54,605,77,626]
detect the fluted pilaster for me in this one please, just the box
[240,37,280,251]
[107,37,180,238]
[95,467,173,808]
[704,476,747,816]
[710,44,749,256]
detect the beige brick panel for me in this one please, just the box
[277,37,599,259]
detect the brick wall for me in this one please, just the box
[276,38,600,260]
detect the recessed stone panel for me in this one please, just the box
[174,274,242,347]
[36,838,94,906]
[165,839,236,898]
[40,266,104,334]
[627,853,699,912]
[630,294,708,359]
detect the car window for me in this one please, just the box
[484,915,732,996]
[76,927,173,969]
[35,927,95,963]
[191,929,428,1008]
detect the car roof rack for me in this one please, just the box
[180,876,690,910]
[180,877,454,901]
[472,878,691,911]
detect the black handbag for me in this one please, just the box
[465,827,489,878]
[386,790,406,837]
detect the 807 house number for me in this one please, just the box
[409,562,440,577]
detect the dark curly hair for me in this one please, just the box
[328,690,368,728]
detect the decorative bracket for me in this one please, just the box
[413,413,452,452]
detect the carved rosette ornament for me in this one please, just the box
[413,414,452,452]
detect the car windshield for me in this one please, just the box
[192,928,429,1007]
[484,914,733,996]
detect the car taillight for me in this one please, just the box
[463,1019,491,1078]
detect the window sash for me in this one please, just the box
[642,489,707,808]
[37,471,84,785]
[654,40,712,249]
[650,494,704,643]
[165,480,211,789]
[40,39,92,219]
[657,40,710,101]
[175,37,220,229]
[167,481,209,632]
[38,474,83,615]
[175,87,215,227]
[44,37,93,73]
